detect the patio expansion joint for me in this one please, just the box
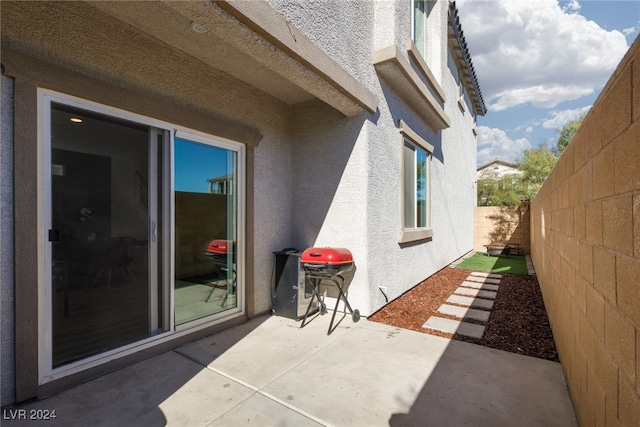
[199,364,333,427]
[174,326,353,427]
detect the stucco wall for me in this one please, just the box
[530,36,640,426]
[474,204,530,253]
[280,0,476,315]
[1,76,16,406]
[1,0,480,402]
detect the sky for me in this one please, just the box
[455,0,640,167]
[174,138,234,193]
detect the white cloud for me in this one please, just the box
[562,0,581,14]
[541,105,591,129]
[476,126,531,166]
[623,26,637,36]
[456,0,629,112]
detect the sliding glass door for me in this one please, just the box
[43,91,244,374]
[173,137,238,324]
[48,102,162,367]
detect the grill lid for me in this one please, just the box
[301,247,353,265]
[206,239,235,254]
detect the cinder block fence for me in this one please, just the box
[530,36,640,426]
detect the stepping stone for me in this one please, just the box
[453,287,497,300]
[460,280,499,291]
[465,276,501,285]
[422,316,485,339]
[446,294,494,310]
[470,272,502,279]
[437,304,491,322]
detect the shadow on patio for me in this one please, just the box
[3,313,576,426]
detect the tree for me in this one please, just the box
[477,170,524,206]
[554,114,585,154]
[477,115,586,203]
[518,142,558,200]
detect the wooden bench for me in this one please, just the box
[483,244,510,257]
[483,243,523,257]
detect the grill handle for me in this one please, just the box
[309,252,322,257]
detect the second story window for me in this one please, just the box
[413,0,427,55]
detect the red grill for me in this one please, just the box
[300,247,360,334]
[206,239,234,256]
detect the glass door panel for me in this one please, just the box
[49,103,156,367]
[174,137,237,324]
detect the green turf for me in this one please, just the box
[455,252,529,275]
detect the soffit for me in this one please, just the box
[1,0,377,117]
[91,0,377,116]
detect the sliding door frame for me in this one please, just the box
[38,89,245,384]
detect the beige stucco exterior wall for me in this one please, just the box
[530,36,640,426]
[474,204,530,253]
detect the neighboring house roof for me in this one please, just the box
[448,1,487,116]
[477,159,523,177]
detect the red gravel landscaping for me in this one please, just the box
[368,266,559,362]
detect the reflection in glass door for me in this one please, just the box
[174,137,238,324]
[48,102,161,368]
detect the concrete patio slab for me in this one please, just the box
[208,392,323,426]
[423,316,485,339]
[438,303,491,322]
[460,280,500,291]
[2,351,256,426]
[3,315,577,427]
[177,311,353,389]
[453,286,498,300]
[465,276,501,285]
[262,321,453,426]
[447,294,495,310]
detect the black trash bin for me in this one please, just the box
[272,249,318,320]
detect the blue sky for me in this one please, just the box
[174,138,233,193]
[455,0,640,166]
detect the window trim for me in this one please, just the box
[398,120,433,244]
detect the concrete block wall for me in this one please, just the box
[474,204,530,253]
[530,36,640,426]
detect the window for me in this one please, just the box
[458,82,466,112]
[412,0,427,55]
[399,120,433,243]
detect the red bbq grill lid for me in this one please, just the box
[301,247,353,265]
[206,239,235,254]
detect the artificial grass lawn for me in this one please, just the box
[456,252,528,275]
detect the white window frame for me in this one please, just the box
[398,119,433,244]
[38,89,245,383]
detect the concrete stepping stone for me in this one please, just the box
[422,316,485,339]
[526,255,536,275]
[465,276,501,285]
[437,304,491,322]
[446,294,494,310]
[470,272,502,279]
[453,287,497,300]
[460,280,499,291]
